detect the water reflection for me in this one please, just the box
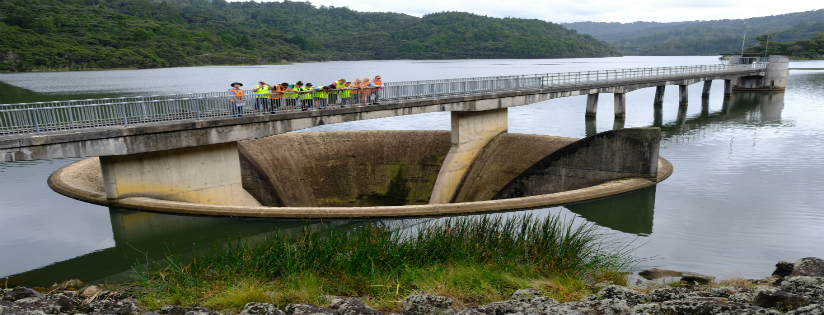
[7,208,365,287]
[564,187,656,236]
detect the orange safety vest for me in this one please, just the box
[230,88,244,102]
[374,79,382,87]
[269,85,284,99]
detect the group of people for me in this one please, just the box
[227,76,383,116]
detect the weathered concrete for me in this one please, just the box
[585,93,599,117]
[724,79,733,97]
[2,67,763,162]
[614,93,626,118]
[453,133,577,203]
[430,108,508,204]
[495,128,661,199]
[679,85,689,106]
[238,130,450,207]
[613,118,625,130]
[653,86,665,105]
[99,142,261,206]
[702,80,712,97]
[733,55,790,91]
[48,130,673,218]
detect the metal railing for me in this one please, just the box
[0,63,766,137]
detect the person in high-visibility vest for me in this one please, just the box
[361,77,373,104]
[228,82,245,117]
[341,81,353,106]
[329,79,345,106]
[285,81,303,112]
[314,85,330,109]
[269,82,286,113]
[253,81,270,114]
[300,83,313,111]
[372,75,383,103]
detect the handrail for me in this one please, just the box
[0,63,766,137]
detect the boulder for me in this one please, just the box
[596,285,646,306]
[6,297,62,314]
[789,258,824,277]
[645,287,689,303]
[752,290,814,312]
[453,310,485,315]
[474,301,522,315]
[657,297,780,315]
[638,268,683,280]
[157,305,212,315]
[402,295,453,315]
[143,312,162,315]
[326,298,382,315]
[544,299,630,315]
[284,304,337,315]
[83,297,142,315]
[79,285,102,298]
[507,289,541,303]
[780,276,824,301]
[680,272,715,285]
[527,297,558,313]
[2,287,44,302]
[44,294,78,313]
[240,302,285,315]
[773,261,795,278]
[787,303,824,315]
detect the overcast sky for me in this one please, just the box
[246,0,822,23]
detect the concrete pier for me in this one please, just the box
[586,93,599,117]
[702,81,712,98]
[679,85,689,106]
[585,117,597,137]
[613,118,625,130]
[653,104,663,127]
[724,80,732,97]
[430,108,508,204]
[99,142,261,206]
[653,86,666,105]
[614,93,626,118]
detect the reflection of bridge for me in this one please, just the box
[571,90,786,235]
[1,57,786,207]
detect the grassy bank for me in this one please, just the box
[132,214,639,312]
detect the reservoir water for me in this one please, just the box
[2,56,824,286]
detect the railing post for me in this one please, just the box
[30,109,41,135]
[195,98,201,120]
[140,96,147,118]
[121,103,129,127]
[67,101,74,128]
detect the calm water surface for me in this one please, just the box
[2,56,824,286]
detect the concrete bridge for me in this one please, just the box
[0,56,788,206]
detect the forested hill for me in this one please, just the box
[563,9,824,56]
[0,0,619,72]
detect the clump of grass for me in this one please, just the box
[133,214,639,312]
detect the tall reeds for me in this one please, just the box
[134,213,639,311]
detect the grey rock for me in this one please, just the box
[158,306,212,315]
[638,268,683,280]
[527,297,558,312]
[597,285,646,307]
[656,297,780,315]
[184,310,221,315]
[679,272,715,285]
[324,297,381,315]
[45,293,78,312]
[284,304,337,315]
[578,295,598,302]
[475,301,522,315]
[645,287,689,303]
[403,295,453,315]
[2,287,44,302]
[142,313,161,315]
[752,290,814,312]
[82,298,142,315]
[790,258,824,277]
[786,303,824,315]
[544,299,630,315]
[773,261,795,278]
[79,286,102,298]
[240,302,284,315]
[781,276,824,301]
[13,297,63,314]
[454,310,485,315]
[508,289,541,303]
[591,282,614,293]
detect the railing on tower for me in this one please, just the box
[0,63,766,137]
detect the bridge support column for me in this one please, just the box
[99,142,262,206]
[585,93,599,117]
[702,81,712,98]
[653,86,665,105]
[679,85,688,106]
[614,93,626,118]
[613,118,625,130]
[430,108,508,204]
[724,80,732,97]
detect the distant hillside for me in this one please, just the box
[563,9,824,55]
[0,0,619,72]
[744,32,824,59]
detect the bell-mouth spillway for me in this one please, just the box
[47,130,672,218]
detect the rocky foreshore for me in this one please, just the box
[3,257,824,315]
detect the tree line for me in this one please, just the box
[0,0,619,72]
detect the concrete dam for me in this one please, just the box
[49,128,671,218]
